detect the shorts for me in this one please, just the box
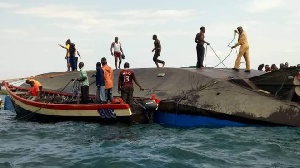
[66,57,70,63]
[114,52,122,59]
[154,50,161,57]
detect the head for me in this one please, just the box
[285,62,289,67]
[152,34,157,40]
[78,62,84,69]
[237,26,243,33]
[200,26,205,33]
[258,64,264,71]
[115,37,118,42]
[297,64,300,68]
[265,64,270,69]
[101,57,107,65]
[25,79,31,84]
[66,39,71,45]
[280,63,285,69]
[29,81,35,87]
[96,62,101,68]
[271,64,278,70]
[124,62,130,68]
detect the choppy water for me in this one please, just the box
[1,110,300,168]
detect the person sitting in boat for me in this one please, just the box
[26,79,42,91]
[27,81,40,101]
[118,62,144,107]
[94,62,106,104]
[73,62,89,104]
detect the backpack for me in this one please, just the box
[69,43,76,56]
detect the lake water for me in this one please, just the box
[1,109,300,168]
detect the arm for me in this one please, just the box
[76,51,81,58]
[118,72,122,94]
[199,33,209,44]
[76,76,87,81]
[58,44,67,49]
[152,40,161,52]
[77,71,87,81]
[232,32,245,48]
[132,74,144,91]
[37,88,41,99]
[120,43,124,54]
[110,43,114,56]
[195,33,199,43]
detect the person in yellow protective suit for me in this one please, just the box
[231,26,250,72]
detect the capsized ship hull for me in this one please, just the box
[10,67,300,127]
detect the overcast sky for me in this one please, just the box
[0,0,299,80]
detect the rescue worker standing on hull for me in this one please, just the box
[231,26,250,72]
[195,26,209,68]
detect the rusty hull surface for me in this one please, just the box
[24,67,300,126]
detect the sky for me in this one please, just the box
[0,0,299,80]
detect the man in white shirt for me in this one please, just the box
[110,37,124,69]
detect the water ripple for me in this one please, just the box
[1,111,300,167]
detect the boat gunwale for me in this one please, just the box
[4,82,130,110]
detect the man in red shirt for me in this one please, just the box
[28,81,40,100]
[26,78,42,91]
[118,62,144,106]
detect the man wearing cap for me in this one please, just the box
[195,26,210,68]
[231,26,250,72]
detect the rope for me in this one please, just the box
[210,31,239,68]
[213,48,234,68]
[275,76,287,97]
[209,45,228,68]
[227,31,237,47]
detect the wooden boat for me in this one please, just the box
[4,82,158,124]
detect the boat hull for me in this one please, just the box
[5,83,148,124]
[154,111,248,127]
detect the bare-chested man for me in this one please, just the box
[195,26,210,68]
[152,34,165,68]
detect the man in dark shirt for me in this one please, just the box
[95,62,105,103]
[118,62,144,106]
[195,26,210,68]
[152,34,165,68]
